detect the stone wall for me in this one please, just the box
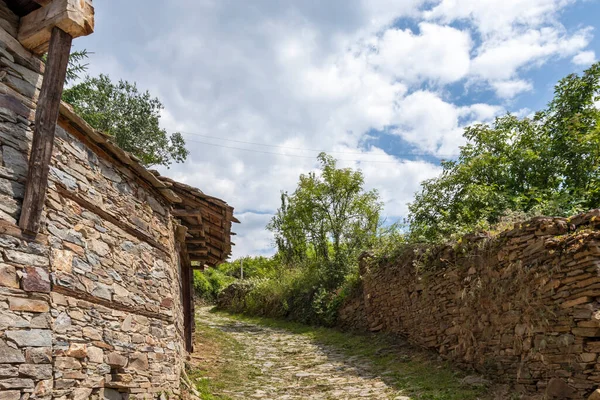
[0,2,187,398]
[339,211,600,399]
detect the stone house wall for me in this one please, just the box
[0,2,187,399]
[338,211,600,399]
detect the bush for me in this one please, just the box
[194,269,235,303]
[217,265,362,327]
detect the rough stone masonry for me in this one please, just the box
[0,1,235,399]
[338,211,600,399]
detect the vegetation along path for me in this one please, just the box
[188,307,506,400]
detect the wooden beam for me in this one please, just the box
[18,0,94,54]
[33,0,53,5]
[19,27,71,235]
[172,209,201,218]
[55,184,171,255]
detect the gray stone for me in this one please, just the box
[88,238,110,256]
[0,177,24,199]
[47,223,85,246]
[71,388,93,400]
[128,352,148,370]
[106,352,127,368]
[49,167,78,190]
[18,364,52,379]
[102,388,125,400]
[0,378,34,389]
[0,364,18,377]
[92,282,113,301]
[0,339,24,363]
[100,163,122,183]
[0,390,19,400]
[0,234,19,248]
[30,313,50,329]
[0,194,19,218]
[3,250,48,267]
[1,145,27,177]
[24,348,52,364]
[72,257,92,273]
[6,329,52,347]
[0,107,16,124]
[0,313,29,331]
[54,312,72,333]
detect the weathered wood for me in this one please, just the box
[32,0,52,5]
[18,0,94,54]
[179,242,193,352]
[172,209,202,218]
[19,27,71,235]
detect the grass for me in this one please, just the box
[185,318,261,399]
[215,310,492,400]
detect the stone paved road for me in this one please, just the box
[195,307,411,400]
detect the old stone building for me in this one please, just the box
[0,1,236,398]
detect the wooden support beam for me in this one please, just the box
[19,27,71,235]
[172,209,201,218]
[19,0,94,54]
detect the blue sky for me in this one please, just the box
[75,0,600,257]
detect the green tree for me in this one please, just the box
[408,62,600,242]
[268,153,382,287]
[63,74,189,167]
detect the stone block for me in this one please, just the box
[50,249,73,273]
[71,388,93,400]
[128,352,148,371]
[8,297,49,313]
[66,343,87,359]
[87,346,103,363]
[0,391,20,400]
[6,329,51,347]
[33,378,52,396]
[21,266,50,292]
[588,389,600,400]
[0,364,18,377]
[18,364,52,379]
[0,377,34,389]
[24,347,52,364]
[0,263,18,288]
[106,352,127,368]
[54,357,82,370]
[0,340,24,363]
[3,250,48,266]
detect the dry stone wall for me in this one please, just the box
[339,211,600,399]
[0,2,187,398]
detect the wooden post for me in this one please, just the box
[19,27,72,234]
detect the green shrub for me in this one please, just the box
[217,265,363,327]
[193,269,235,303]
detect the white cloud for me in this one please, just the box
[371,23,472,85]
[572,50,597,65]
[491,79,534,98]
[73,0,596,257]
[424,0,575,37]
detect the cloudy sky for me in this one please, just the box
[75,0,600,258]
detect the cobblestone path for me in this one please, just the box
[194,307,411,400]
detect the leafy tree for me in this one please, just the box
[408,62,600,242]
[268,153,382,287]
[63,74,189,167]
